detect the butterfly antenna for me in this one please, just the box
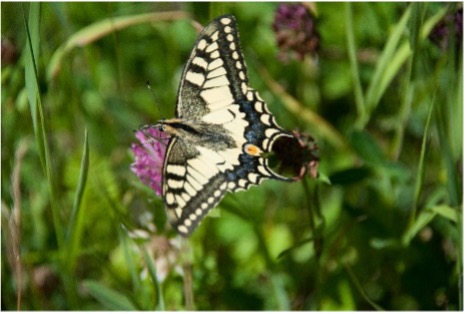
[146,80,163,119]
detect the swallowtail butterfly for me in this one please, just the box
[154,15,293,236]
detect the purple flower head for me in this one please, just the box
[130,127,169,196]
[429,8,463,51]
[273,3,319,62]
[272,130,320,180]
[1,37,19,66]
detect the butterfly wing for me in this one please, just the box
[176,15,251,119]
[175,14,292,181]
[162,137,229,235]
[163,15,293,236]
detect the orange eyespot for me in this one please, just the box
[244,144,261,156]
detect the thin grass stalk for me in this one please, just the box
[407,97,435,234]
[455,50,463,311]
[344,262,384,310]
[391,3,422,160]
[11,142,29,309]
[181,241,195,311]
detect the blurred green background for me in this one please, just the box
[1,2,462,310]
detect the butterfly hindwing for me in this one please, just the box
[163,138,229,235]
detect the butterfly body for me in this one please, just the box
[156,15,292,236]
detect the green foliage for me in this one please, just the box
[1,2,462,311]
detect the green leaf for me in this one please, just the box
[429,205,460,223]
[402,210,436,246]
[403,205,459,246]
[370,238,400,250]
[83,280,137,310]
[277,236,314,259]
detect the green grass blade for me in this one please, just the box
[452,55,463,160]
[372,6,448,113]
[429,205,460,223]
[23,3,64,251]
[47,11,188,81]
[438,50,462,206]
[66,129,89,270]
[402,210,436,246]
[404,97,435,244]
[23,3,44,171]
[389,4,424,159]
[408,3,424,76]
[23,4,85,308]
[364,4,411,113]
[83,280,137,310]
[141,245,165,311]
[413,98,434,213]
[345,3,366,129]
[119,228,141,297]
[403,204,460,246]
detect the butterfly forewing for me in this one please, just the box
[162,15,293,236]
[176,15,249,119]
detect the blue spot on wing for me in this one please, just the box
[239,100,267,144]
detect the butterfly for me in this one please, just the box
[154,15,293,236]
